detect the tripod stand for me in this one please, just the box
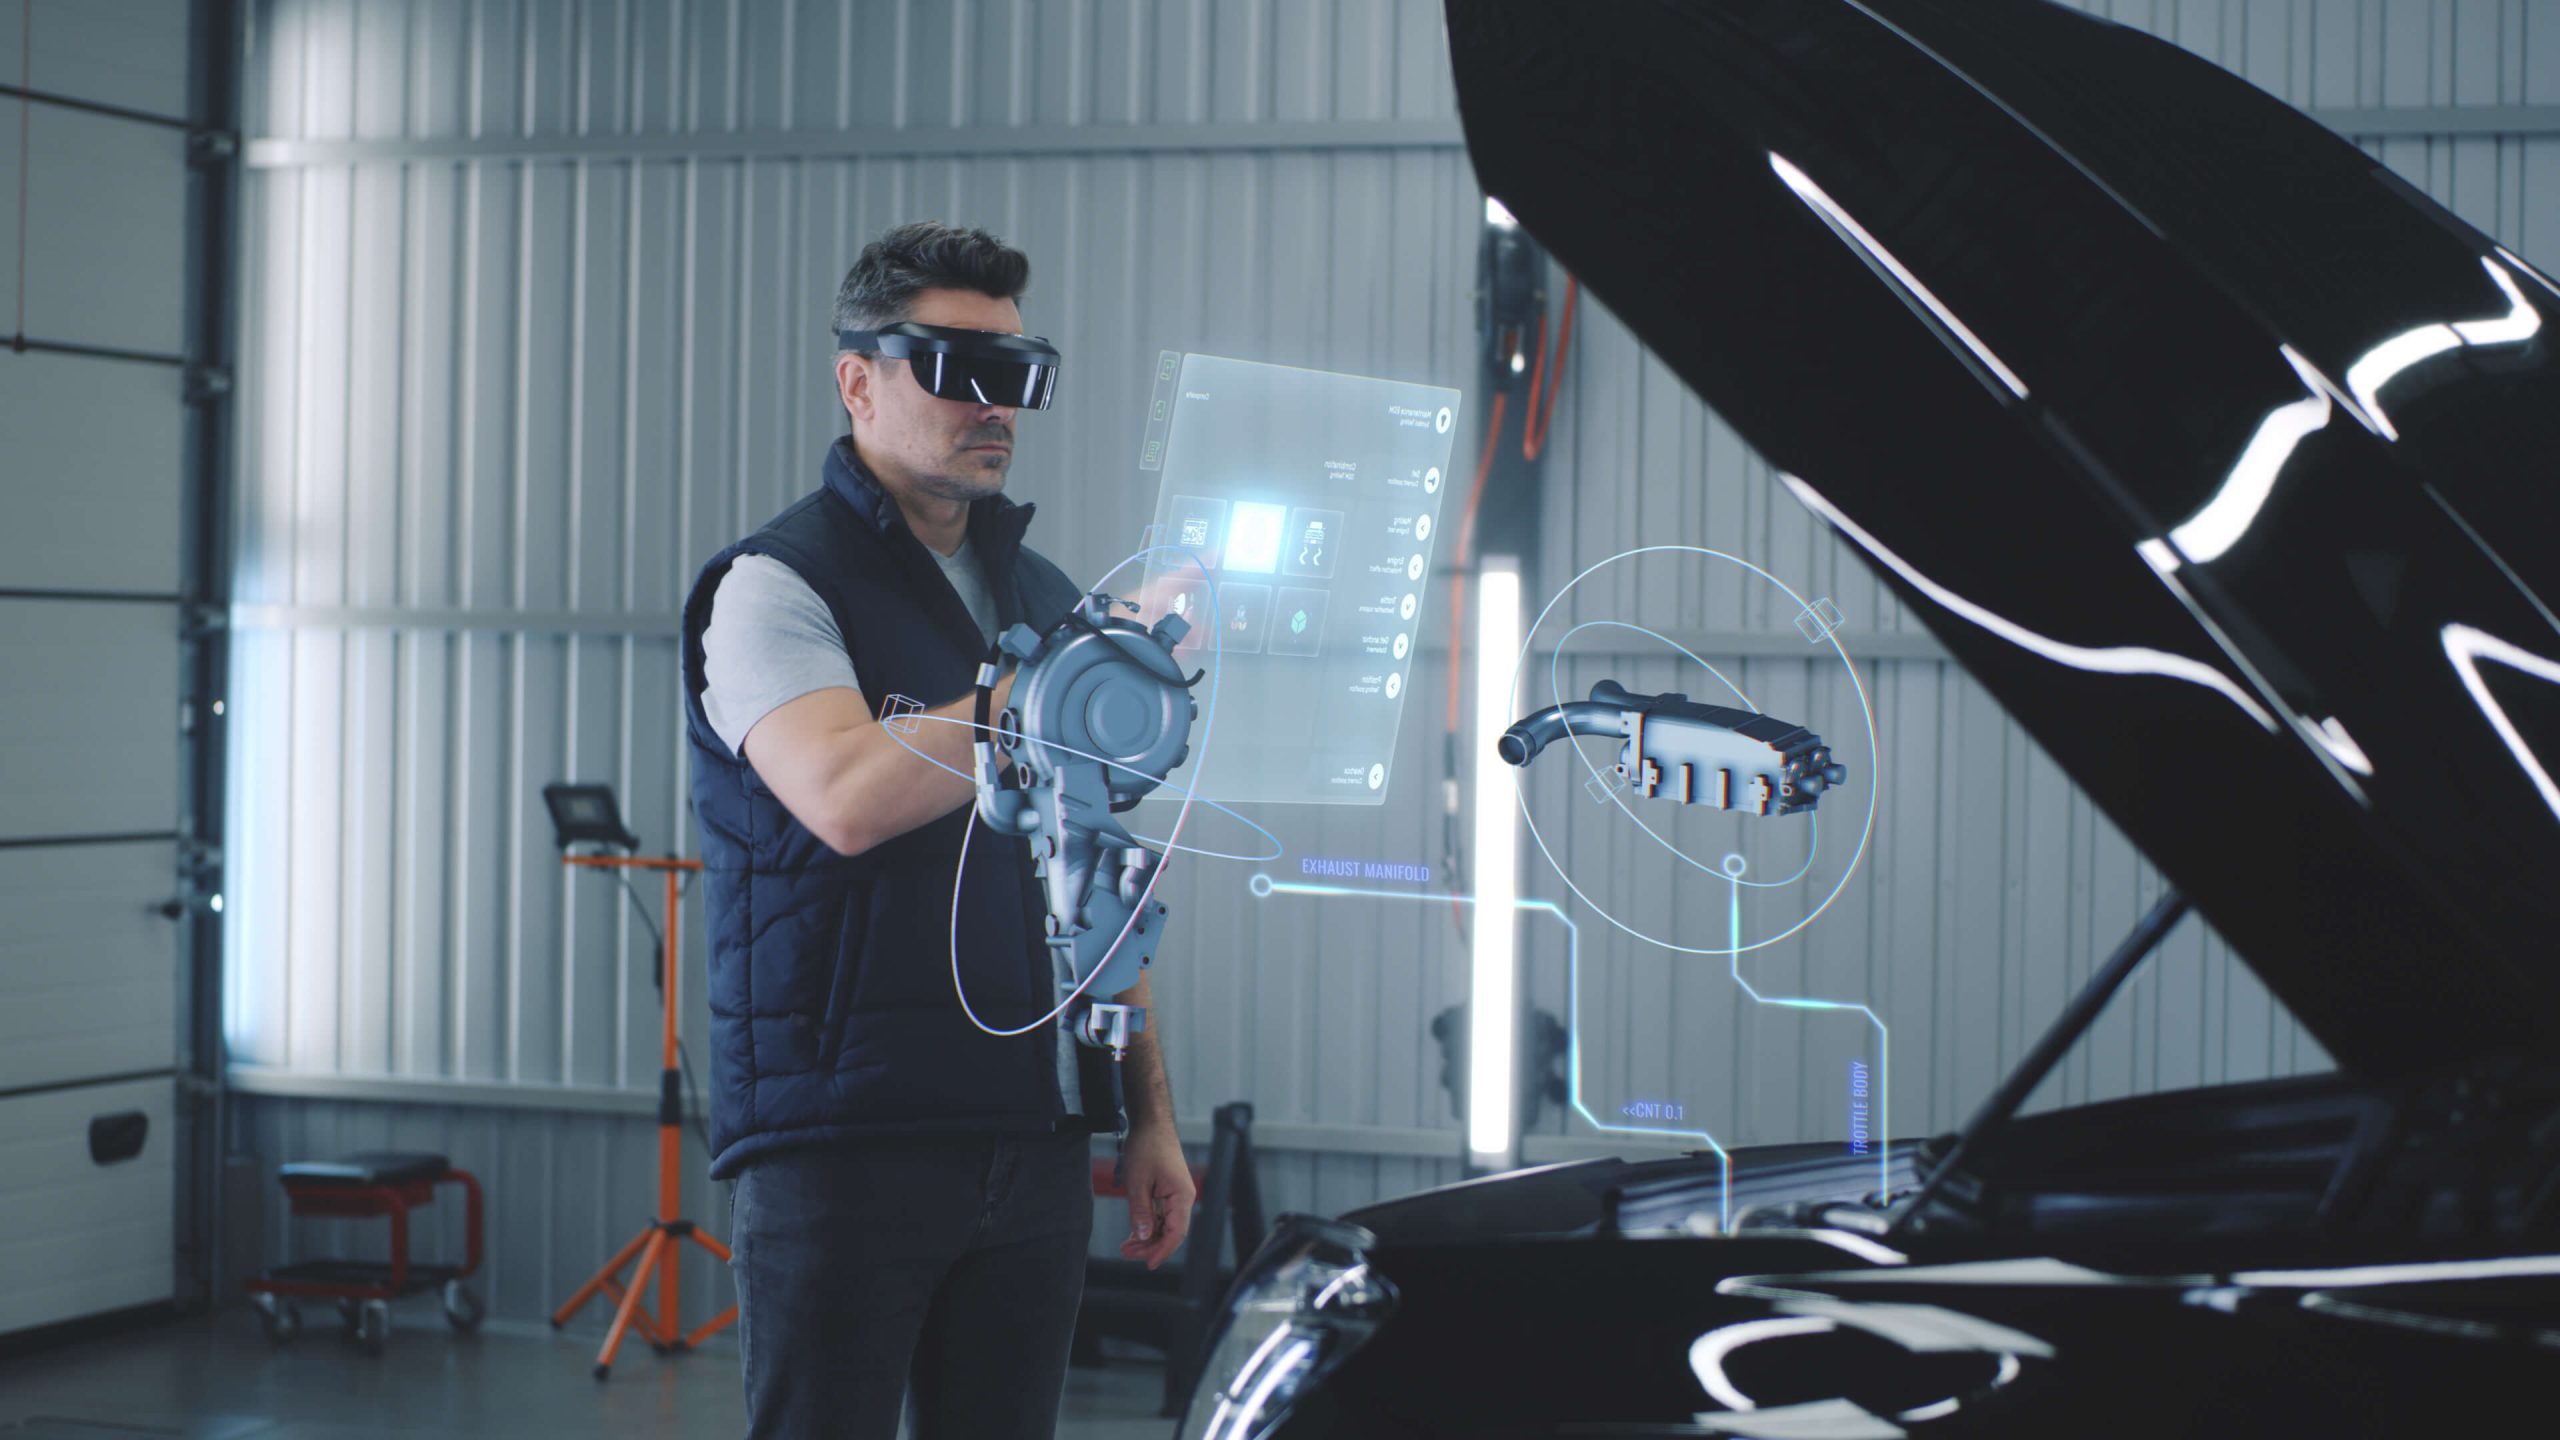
[547,853,736,1378]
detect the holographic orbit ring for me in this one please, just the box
[1510,544,1881,957]
[883,714,1282,864]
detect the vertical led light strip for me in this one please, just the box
[1468,558,1524,1164]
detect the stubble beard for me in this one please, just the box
[911,447,1010,503]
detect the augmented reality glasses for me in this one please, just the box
[835,321,1061,410]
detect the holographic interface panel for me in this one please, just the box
[1134,354,1462,806]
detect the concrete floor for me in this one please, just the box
[0,1309,1180,1440]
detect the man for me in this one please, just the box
[678,221,1195,1439]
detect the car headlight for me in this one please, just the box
[1177,1213,1397,1440]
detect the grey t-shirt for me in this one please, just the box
[700,537,998,757]
[699,553,859,757]
[698,538,1081,1113]
[927,535,1001,658]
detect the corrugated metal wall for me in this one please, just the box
[223,0,2560,1325]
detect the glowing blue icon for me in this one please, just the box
[1226,502,1287,574]
[1290,609,1309,635]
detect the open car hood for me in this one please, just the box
[1445,0,2560,1074]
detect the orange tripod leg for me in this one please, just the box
[552,1225,654,1329]
[592,1231,667,1380]
[684,1306,741,1351]
[595,1276,662,1343]
[555,855,720,1377]
[680,1227,740,1348]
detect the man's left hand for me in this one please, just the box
[1116,1121,1196,1270]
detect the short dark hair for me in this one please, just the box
[833,221,1030,338]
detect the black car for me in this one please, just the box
[1174,2,2560,1435]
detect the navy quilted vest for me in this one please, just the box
[681,438,1112,1178]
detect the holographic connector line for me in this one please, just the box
[1715,857,1891,1200]
[1250,866,1895,1214]
[1249,873,1737,1230]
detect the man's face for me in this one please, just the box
[838,287,1026,504]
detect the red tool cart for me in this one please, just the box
[244,1151,485,1353]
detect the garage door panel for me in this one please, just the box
[0,351,185,594]
[0,1,193,122]
[0,599,179,839]
[0,102,188,355]
[0,1076,175,1336]
[0,0,193,1346]
[0,840,179,1090]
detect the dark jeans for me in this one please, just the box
[730,1131,1096,1440]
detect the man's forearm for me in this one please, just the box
[827,686,993,849]
[1122,1026,1175,1133]
[1109,970,1194,1266]
[750,673,1010,857]
[1114,974,1176,1133]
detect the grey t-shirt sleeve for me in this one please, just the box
[700,553,863,758]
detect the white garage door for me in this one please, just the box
[0,0,202,1336]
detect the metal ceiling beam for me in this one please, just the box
[229,604,1954,661]
[2317,104,2560,138]
[238,105,2560,170]
[225,1064,1474,1159]
[243,118,1474,168]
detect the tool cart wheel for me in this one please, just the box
[253,1294,301,1345]
[441,1280,485,1333]
[354,1299,391,1355]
